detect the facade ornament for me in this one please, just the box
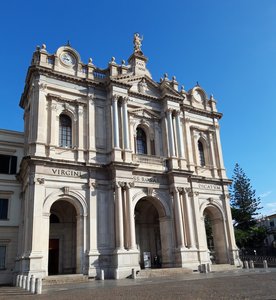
[89,179,97,189]
[88,58,93,65]
[208,197,214,203]
[78,105,84,116]
[133,33,143,53]
[110,56,116,64]
[147,187,153,196]
[121,60,125,66]
[36,178,45,185]
[63,186,70,194]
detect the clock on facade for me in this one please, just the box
[60,52,76,66]
[193,90,203,102]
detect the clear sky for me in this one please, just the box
[0,0,275,216]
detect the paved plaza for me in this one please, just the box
[1,269,276,300]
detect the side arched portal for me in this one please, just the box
[203,205,228,264]
[48,200,77,275]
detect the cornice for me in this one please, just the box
[20,65,106,108]
[182,104,222,119]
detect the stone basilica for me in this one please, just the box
[0,35,240,285]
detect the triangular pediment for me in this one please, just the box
[161,82,183,99]
[114,75,161,98]
[129,107,160,120]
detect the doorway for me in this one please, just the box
[48,200,77,275]
[48,239,59,275]
[135,198,162,268]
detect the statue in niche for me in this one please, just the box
[134,33,143,53]
[138,78,147,94]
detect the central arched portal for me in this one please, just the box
[135,197,164,269]
[48,200,77,275]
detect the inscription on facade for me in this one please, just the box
[133,176,158,183]
[51,168,82,177]
[198,183,222,191]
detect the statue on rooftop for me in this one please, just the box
[133,33,143,53]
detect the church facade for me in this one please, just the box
[0,35,240,284]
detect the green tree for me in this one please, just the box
[229,163,265,249]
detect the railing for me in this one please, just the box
[93,70,107,79]
[240,255,276,267]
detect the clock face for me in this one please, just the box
[60,52,76,66]
[193,90,203,102]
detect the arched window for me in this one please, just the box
[136,127,147,154]
[59,114,72,148]
[198,140,206,166]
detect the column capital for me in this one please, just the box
[122,96,129,104]
[166,108,173,115]
[112,94,119,102]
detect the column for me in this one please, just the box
[87,95,96,161]
[78,105,84,161]
[126,184,136,250]
[183,190,196,248]
[166,109,176,157]
[175,111,184,158]
[112,96,120,148]
[213,120,226,177]
[209,132,217,175]
[49,98,56,155]
[154,121,161,156]
[173,188,185,248]
[183,116,195,171]
[115,183,124,250]
[122,97,130,150]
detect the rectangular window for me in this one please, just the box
[270,221,275,227]
[0,155,17,174]
[0,199,8,219]
[0,246,6,269]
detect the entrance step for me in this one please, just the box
[210,264,239,272]
[42,274,90,286]
[137,267,192,278]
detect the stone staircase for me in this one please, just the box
[137,267,193,278]
[42,274,90,286]
[210,264,240,272]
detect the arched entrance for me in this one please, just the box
[203,205,228,264]
[48,200,77,275]
[135,197,164,269]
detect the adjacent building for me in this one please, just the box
[0,35,240,284]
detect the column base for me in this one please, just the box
[229,248,242,267]
[174,248,202,270]
[168,157,179,170]
[85,251,100,277]
[178,158,187,170]
[112,249,140,279]
[123,149,132,162]
[112,148,123,162]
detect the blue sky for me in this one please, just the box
[1,0,276,216]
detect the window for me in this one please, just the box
[198,140,206,167]
[0,199,8,219]
[270,221,275,227]
[0,246,6,269]
[59,114,72,148]
[0,155,17,174]
[136,127,147,154]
